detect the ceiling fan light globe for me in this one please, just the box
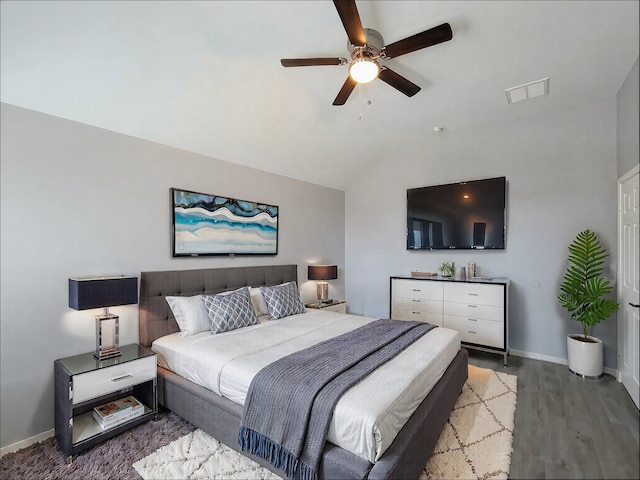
[349,59,379,84]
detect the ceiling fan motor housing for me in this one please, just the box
[348,28,384,60]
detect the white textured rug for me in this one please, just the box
[134,365,517,480]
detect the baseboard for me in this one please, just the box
[509,349,618,378]
[0,429,54,458]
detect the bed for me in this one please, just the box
[139,264,468,480]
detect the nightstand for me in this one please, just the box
[54,344,157,462]
[306,300,347,314]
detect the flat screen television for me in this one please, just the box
[407,176,506,250]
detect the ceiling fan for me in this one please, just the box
[280,0,453,106]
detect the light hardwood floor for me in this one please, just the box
[467,350,639,479]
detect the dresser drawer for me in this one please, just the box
[444,315,504,348]
[443,301,503,322]
[392,297,443,314]
[443,283,504,306]
[392,279,443,301]
[392,308,443,327]
[72,355,156,404]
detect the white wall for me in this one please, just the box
[0,103,345,449]
[345,96,619,369]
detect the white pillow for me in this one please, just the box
[165,295,211,336]
[249,287,270,316]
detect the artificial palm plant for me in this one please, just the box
[557,229,619,340]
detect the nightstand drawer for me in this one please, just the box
[72,356,156,404]
[321,302,346,313]
[306,300,346,313]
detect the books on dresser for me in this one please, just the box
[93,395,144,429]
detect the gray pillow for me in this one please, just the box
[259,281,306,320]
[201,287,259,334]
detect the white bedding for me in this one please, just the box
[152,309,460,463]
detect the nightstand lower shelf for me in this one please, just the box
[72,405,154,445]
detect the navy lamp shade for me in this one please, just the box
[69,276,138,359]
[308,265,338,303]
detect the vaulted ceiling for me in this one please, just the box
[1,1,638,190]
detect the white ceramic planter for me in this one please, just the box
[567,334,603,379]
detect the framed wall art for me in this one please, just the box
[171,188,279,257]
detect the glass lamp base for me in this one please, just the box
[316,281,329,302]
[95,313,121,360]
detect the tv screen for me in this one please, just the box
[407,176,506,250]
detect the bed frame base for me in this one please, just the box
[157,349,468,480]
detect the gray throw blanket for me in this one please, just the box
[238,318,436,480]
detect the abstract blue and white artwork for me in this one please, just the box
[172,188,278,256]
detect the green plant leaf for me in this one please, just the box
[557,229,619,332]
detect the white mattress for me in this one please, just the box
[152,310,460,463]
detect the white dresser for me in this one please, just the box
[390,276,509,365]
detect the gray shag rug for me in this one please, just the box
[0,411,196,480]
[2,366,517,480]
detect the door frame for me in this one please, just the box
[617,164,639,407]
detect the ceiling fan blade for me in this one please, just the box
[333,0,366,46]
[378,68,421,97]
[281,58,346,67]
[382,23,453,59]
[332,76,358,105]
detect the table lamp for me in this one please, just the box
[69,275,138,359]
[308,265,338,304]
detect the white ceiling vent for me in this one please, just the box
[505,77,549,104]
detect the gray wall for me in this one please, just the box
[345,96,619,368]
[0,103,345,449]
[1,56,637,450]
[617,57,639,177]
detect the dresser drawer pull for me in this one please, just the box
[468,293,479,296]
[412,289,421,292]
[111,374,133,382]
[468,330,477,334]
[468,304,478,308]
[412,299,421,302]
[412,311,421,315]
[468,318,478,322]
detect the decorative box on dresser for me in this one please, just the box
[54,344,157,462]
[390,276,510,365]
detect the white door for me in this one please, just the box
[618,166,639,409]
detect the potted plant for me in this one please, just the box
[557,229,619,378]
[439,261,456,278]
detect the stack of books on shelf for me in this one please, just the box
[92,396,144,429]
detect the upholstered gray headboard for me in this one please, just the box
[138,265,298,347]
